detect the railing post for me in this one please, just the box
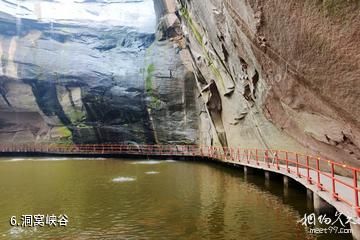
[256,149,259,166]
[306,156,312,184]
[246,150,250,164]
[316,157,323,190]
[276,150,279,170]
[331,162,338,200]
[265,150,270,168]
[296,153,300,177]
[353,169,360,216]
[285,152,289,173]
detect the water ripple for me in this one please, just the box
[131,160,161,165]
[112,177,136,182]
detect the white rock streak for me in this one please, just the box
[0,0,156,33]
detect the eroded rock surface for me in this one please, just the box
[178,0,360,166]
[0,0,198,144]
[1,0,359,169]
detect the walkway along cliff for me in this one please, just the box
[0,0,360,237]
[0,0,359,168]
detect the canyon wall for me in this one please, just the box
[0,0,198,145]
[1,0,359,168]
[176,0,360,167]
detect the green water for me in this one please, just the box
[0,158,352,239]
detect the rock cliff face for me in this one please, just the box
[1,0,359,167]
[0,0,198,144]
[177,0,360,166]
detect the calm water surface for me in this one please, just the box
[0,158,352,239]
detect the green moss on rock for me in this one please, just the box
[52,126,73,145]
[180,6,226,92]
[315,0,359,18]
[146,63,155,93]
[68,109,86,124]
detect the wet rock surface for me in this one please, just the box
[0,0,198,144]
[178,0,360,166]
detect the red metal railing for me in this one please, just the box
[0,144,359,217]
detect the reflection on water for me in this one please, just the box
[2,157,106,162]
[0,158,352,239]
